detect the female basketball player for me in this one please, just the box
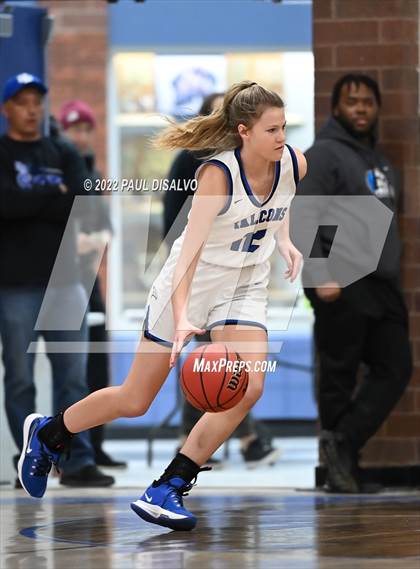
[18,81,306,531]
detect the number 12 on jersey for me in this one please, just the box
[230,229,267,253]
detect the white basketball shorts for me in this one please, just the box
[142,257,270,347]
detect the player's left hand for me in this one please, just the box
[170,319,206,368]
[278,240,303,283]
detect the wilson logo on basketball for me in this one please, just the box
[227,371,241,391]
[181,343,249,413]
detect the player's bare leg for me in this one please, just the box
[63,336,172,432]
[18,336,171,498]
[180,326,268,464]
[131,326,269,531]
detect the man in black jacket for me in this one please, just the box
[0,73,113,487]
[292,74,412,492]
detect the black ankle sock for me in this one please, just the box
[38,411,74,453]
[153,452,201,486]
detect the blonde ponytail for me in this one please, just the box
[155,80,284,155]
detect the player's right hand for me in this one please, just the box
[170,319,206,368]
[315,282,341,302]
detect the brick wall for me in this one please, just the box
[313,0,420,466]
[41,0,109,297]
[41,0,108,175]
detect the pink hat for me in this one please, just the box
[59,100,96,129]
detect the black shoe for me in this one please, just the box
[359,482,383,494]
[95,449,127,469]
[13,455,22,488]
[320,430,360,493]
[241,438,280,469]
[324,480,380,494]
[60,465,115,488]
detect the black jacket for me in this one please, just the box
[291,117,404,316]
[0,135,89,287]
[162,149,201,248]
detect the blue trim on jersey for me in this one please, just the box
[234,147,281,208]
[207,319,267,332]
[285,144,299,186]
[144,329,173,348]
[201,159,233,216]
[143,306,173,347]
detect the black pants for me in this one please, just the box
[86,280,110,454]
[307,281,412,452]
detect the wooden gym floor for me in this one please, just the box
[1,487,419,569]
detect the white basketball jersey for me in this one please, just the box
[169,144,299,268]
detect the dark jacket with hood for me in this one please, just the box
[292,117,404,317]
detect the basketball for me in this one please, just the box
[181,343,249,412]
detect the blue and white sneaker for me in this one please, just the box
[18,413,62,498]
[131,477,197,531]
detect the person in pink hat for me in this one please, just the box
[59,100,126,469]
[59,100,96,155]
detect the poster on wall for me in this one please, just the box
[155,55,227,117]
[114,52,155,114]
[226,52,284,95]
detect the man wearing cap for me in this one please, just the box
[58,100,126,469]
[0,73,114,487]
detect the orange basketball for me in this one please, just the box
[181,343,249,412]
